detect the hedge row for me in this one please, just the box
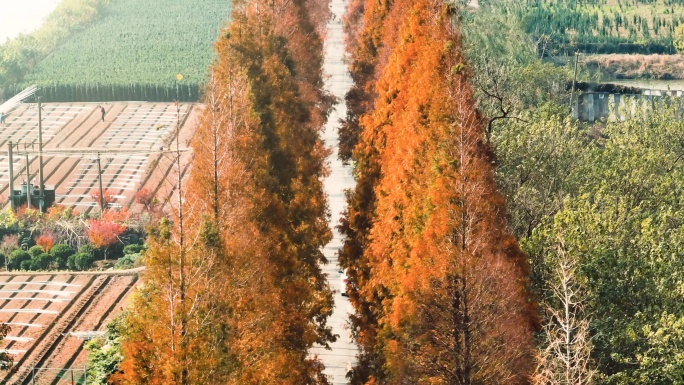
[3,83,200,103]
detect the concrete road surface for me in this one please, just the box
[309,0,358,383]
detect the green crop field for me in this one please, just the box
[16,0,230,102]
[502,0,684,55]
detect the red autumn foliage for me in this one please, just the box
[336,0,396,381]
[134,188,157,211]
[90,189,116,209]
[35,234,54,253]
[87,218,126,250]
[101,207,129,223]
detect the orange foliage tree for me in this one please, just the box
[90,189,116,210]
[133,188,158,213]
[215,0,336,380]
[336,0,395,382]
[341,0,536,383]
[34,234,54,253]
[114,0,335,382]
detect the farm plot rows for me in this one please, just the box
[0,102,198,213]
[19,0,230,102]
[0,272,138,385]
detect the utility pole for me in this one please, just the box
[8,141,14,211]
[174,102,188,385]
[25,153,31,210]
[569,51,580,115]
[96,152,105,212]
[38,98,45,212]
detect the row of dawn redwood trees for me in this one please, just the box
[111,0,335,383]
[338,0,537,384]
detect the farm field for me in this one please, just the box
[503,0,684,55]
[17,0,230,102]
[0,272,139,384]
[0,102,198,213]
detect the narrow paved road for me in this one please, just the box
[309,0,358,383]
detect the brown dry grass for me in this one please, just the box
[583,54,684,79]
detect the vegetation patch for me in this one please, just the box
[4,0,230,102]
[505,0,684,55]
[581,53,684,79]
[0,205,145,272]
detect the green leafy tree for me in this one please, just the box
[20,260,31,271]
[122,244,144,255]
[524,106,684,384]
[622,313,684,384]
[492,103,591,239]
[461,5,571,142]
[0,323,11,369]
[86,313,125,385]
[675,24,684,52]
[114,253,140,270]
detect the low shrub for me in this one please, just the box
[30,253,53,270]
[9,250,30,270]
[123,244,145,255]
[50,244,75,269]
[20,260,32,271]
[114,252,141,270]
[28,245,44,258]
[69,252,94,271]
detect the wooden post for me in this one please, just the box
[96,152,104,212]
[8,141,13,211]
[71,368,75,385]
[25,153,31,210]
[38,98,44,212]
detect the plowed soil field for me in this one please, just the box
[0,102,198,213]
[0,271,139,384]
